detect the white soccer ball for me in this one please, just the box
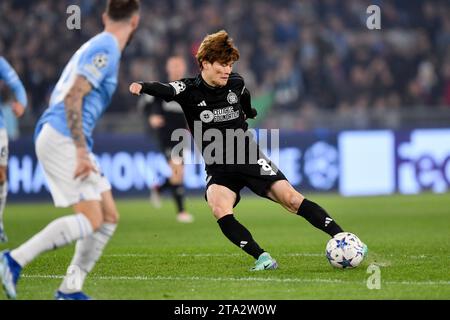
[326,232,366,269]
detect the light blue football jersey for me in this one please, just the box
[34,32,121,150]
[0,56,28,129]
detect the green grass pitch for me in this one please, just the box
[1,193,449,300]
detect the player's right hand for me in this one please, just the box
[74,147,97,180]
[129,82,143,96]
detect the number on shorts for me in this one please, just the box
[257,158,276,176]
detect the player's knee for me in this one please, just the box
[286,192,304,213]
[74,201,104,230]
[211,207,229,219]
[104,209,120,224]
[111,212,120,224]
[84,212,104,231]
[207,202,220,216]
[0,167,7,184]
[208,202,229,219]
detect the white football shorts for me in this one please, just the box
[35,123,111,207]
[0,128,9,167]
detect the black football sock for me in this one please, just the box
[217,214,264,259]
[297,199,343,237]
[169,183,185,213]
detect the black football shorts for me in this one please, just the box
[204,159,287,207]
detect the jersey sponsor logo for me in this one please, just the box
[93,53,108,69]
[200,110,214,123]
[169,81,187,95]
[201,106,240,123]
[227,91,238,104]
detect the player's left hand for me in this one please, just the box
[244,107,257,120]
[74,147,98,180]
[11,101,26,118]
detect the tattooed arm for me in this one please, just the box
[64,75,96,179]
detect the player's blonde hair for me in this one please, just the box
[196,30,240,70]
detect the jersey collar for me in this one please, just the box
[197,74,225,90]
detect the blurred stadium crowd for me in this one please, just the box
[1,0,450,133]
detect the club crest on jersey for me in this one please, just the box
[93,53,108,69]
[169,81,187,95]
[227,91,238,104]
[200,110,214,123]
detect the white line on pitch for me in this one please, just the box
[104,253,443,259]
[104,253,323,257]
[21,274,450,286]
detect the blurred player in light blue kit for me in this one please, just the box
[0,0,140,300]
[0,57,27,243]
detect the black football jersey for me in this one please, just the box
[167,73,256,171]
[140,72,258,172]
[168,73,248,133]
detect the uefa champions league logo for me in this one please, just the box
[93,54,108,69]
[304,142,338,190]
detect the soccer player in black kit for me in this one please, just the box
[130,30,367,271]
[139,56,194,223]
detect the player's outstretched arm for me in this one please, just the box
[129,81,176,100]
[64,75,96,179]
